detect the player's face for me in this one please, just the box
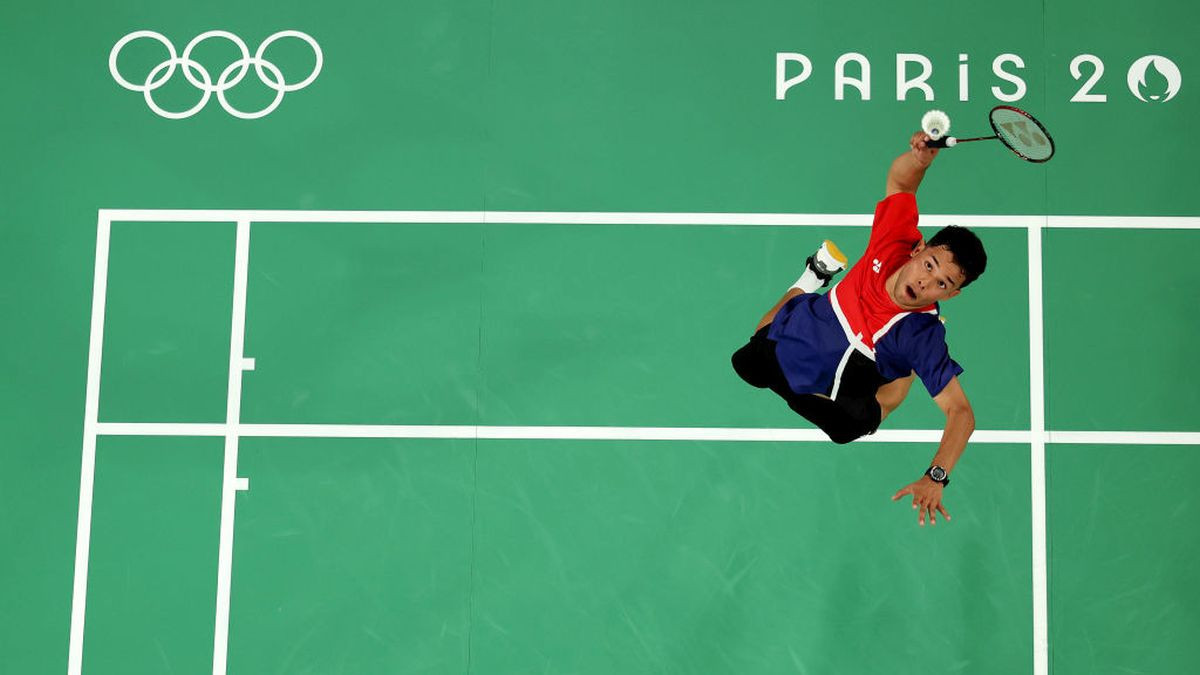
[892,243,966,309]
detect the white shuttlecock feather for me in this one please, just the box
[921,109,951,140]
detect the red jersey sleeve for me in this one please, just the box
[868,192,919,249]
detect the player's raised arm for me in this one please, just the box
[885,131,941,197]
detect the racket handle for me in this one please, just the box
[924,136,957,148]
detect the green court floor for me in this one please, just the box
[1,0,1197,673]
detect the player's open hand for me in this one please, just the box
[909,131,940,167]
[892,476,950,527]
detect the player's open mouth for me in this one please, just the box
[905,284,917,301]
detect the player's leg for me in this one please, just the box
[781,393,877,444]
[731,344,880,444]
[876,372,917,422]
[753,240,848,331]
[731,324,780,389]
[792,349,885,443]
[755,288,805,331]
[733,239,854,438]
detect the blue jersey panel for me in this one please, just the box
[767,293,849,396]
[875,313,964,397]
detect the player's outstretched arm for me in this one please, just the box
[885,131,941,197]
[891,376,974,526]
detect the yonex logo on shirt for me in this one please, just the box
[872,258,882,273]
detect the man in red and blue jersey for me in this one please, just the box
[731,131,987,526]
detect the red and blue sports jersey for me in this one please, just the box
[767,192,963,398]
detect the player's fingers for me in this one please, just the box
[892,487,912,501]
[937,503,951,522]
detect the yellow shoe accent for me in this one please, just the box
[823,239,848,265]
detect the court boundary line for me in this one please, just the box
[211,219,250,675]
[95,208,1200,228]
[67,209,1199,675]
[67,216,110,675]
[1028,222,1048,675]
[90,423,1200,444]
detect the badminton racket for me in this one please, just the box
[926,105,1055,163]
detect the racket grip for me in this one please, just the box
[925,137,957,148]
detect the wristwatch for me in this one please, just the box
[925,465,950,486]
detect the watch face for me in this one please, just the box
[929,466,947,482]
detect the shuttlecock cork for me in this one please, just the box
[921,109,951,140]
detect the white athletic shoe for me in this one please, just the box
[793,240,848,292]
[809,239,848,281]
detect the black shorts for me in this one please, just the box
[731,324,884,444]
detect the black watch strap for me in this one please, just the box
[925,465,950,486]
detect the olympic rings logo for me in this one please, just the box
[109,30,323,120]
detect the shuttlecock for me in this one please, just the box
[921,109,951,140]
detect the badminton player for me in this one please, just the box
[731,131,987,526]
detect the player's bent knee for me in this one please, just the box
[731,346,770,389]
[825,427,866,445]
[791,394,879,443]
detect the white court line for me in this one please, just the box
[95,208,1200,229]
[212,219,251,675]
[67,214,111,675]
[1045,431,1200,445]
[1028,220,1049,675]
[94,423,1017,443]
[1047,215,1200,229]
[91,423,1200,445]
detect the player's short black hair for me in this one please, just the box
[928,225,987,288]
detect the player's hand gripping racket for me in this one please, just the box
[923,105,1055,162]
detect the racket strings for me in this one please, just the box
[990,108,1053,161]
